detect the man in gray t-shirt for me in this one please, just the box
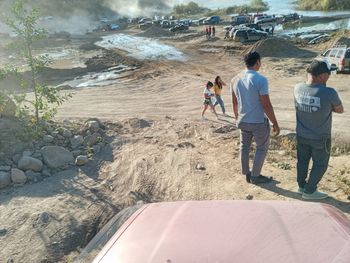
[231,51,280,184]
[294,59,344,200]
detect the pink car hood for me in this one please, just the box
[94,200,350,263]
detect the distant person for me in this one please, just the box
[202,81,218,120]
[213,76,226,115]
[208,26,212,39]
[294,60,344,200]
[212,26,216,37]
[205,26,210,40]
[231,51,280,184]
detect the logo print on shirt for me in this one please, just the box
[295,95,321,113]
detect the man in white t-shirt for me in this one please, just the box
[231,51,279,184]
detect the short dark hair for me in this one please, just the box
[206,81,213,88]
[244,51,261,67]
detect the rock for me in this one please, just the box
[12,154,21,164]
[56,134,65,141]
[72,150,81,158]
[0,166,11,172]
[70,135,84,149]
[38,212,50,224]
[25,171,42,182]
[42,167,51,177]
[196,163,206,170]
[0,94,16,117]
[0,172,11,188]
[75,155,89,166]
[18,156,43,172]
[246,194,254,200]
[177,142,195,148]
[214,125,236,134]
[22,150,32,157]
[62,128,72,138]
[0,228,7,236]
[84,133,99,146]
[43,135,54,143]
[32,152,43,161]
[92,144,101,154]
[11,168,27,184]
[87,120,100,133]
[4,158,12,166]
[41,146,74,168]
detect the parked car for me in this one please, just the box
[160,20,171,28]
[282,13,300,23]
[138,17,151,24]
[75,200,350,263]
[233,28,268,42]
[203,15,220,25]
[231,15,250,26]
[320,45,350,73]
[254,15,276,24]
[192,17,207,26]
[139,21,152,30]
[169,24,189,33]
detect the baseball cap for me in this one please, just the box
[306,59,331,75]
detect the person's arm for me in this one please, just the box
[231,91,239,120]
[330,89,344,113]
[260,94,280,136]
[333,104,344,113]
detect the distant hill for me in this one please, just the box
[296,0,350,11]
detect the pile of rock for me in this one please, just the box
[0,119,107,189]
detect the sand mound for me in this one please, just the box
[244,38,315,58]
[137,26,175,38]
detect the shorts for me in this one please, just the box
[203,98,212,105]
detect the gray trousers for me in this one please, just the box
[238,120,270,177]
[297,136,331,194]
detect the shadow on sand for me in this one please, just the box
[259,179,350,215]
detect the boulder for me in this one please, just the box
[0,94,16,118]
[0,172,11,188]
[41,146,74,168]
[0,166,11,172]
[87,120,100,133]
[12,154,22,164]
[25,171,42,182]
[70,135,84,149]
[11,168,27,184]
[75,155,89,166]
[62,128,72,138]
[18,156,43,172]
[22,150,32,157]
[43,135,54,143]
[84,133,99,146]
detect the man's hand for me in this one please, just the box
[273,123,280,136]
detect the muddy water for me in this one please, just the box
[95,34,186,61]
[58,64,137,88]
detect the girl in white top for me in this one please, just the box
[202,81,218,120]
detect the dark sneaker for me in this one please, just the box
[250,175,273,184]
[297,187,305,194]
[245,172,251,183]
[302,190,328,200]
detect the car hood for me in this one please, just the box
[94,200,350,263]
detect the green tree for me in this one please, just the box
[173,1,207,15]
[3,0,70,124]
